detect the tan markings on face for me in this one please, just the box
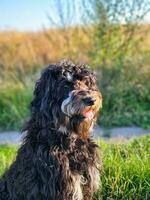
[61,79,102,139]
[61,86,102,118]
[78,90,102,140]
[78,120,92,140]
[90,91,102,114]
[74,80,88,90]
[74,80,102,114]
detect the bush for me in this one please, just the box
[97,59,150,129]
[0,58,150,130]
[0,27,150,130]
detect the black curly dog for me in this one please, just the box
[0,60,102,200]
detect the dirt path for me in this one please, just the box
[0,126,149,144]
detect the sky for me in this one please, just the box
[0,0,52,31]
[0,0,150,31]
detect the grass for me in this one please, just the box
[0,26,150,130]
[0,145,18,176]
[0,59,150,130]
[0,135,150,199]
[0,82,32,130]
[98,60,150,129]
[98,136,150,199]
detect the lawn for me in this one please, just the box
[0,135,149,199]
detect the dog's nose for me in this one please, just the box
[83,97,96,106]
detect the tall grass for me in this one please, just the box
[0,58,150,130]
[98,136,150,199]
[0,145,17,175]
[0,27,150,130]
[98,59,150,129]
[0,83,32,130]
[0,136,149,199]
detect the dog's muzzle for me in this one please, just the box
[61,90,102,120]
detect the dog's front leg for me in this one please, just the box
[36,148,81,200]
[82,165,101,200]
[82,182,93,200]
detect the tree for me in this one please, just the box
[81,0,150,66]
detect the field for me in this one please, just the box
[0,135,150,199]
[0,3,150,199]
[0,60,150,130]
[0,26,150,130]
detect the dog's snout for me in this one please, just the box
[83,97,96,106]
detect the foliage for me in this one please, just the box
[0,145,17,176]
[0,82,32,130]
[0,25,150,130]
[0,136,150,199]
[0,29,92,71]
[0,54,150,130]
[98,58,150,128]
[81,0,150,66]
[97,135,150,199]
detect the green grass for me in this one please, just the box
[0,145,18,176]
[0,136,150,199]
[97,136,150,199]
[0,61,150,130]
[0,66,150,130]
[98,61,150,129]
[0,82,32,130]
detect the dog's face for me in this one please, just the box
[61,80,102,121]
[32,61,102,139]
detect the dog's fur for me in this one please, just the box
[0,60,102,200]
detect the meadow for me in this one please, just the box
[0,2,150,199]
[0,135,149,199]
[0,26,150,130]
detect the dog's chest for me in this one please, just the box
[67,155,100,199]
[67,138,100,190]
[48,136,100,199]
[66,138,92,171]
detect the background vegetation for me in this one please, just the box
[0,0,150,130]
[0,136,149,199]
[0,1,149,199]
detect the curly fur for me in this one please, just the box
[0,60,102,200]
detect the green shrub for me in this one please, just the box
[98,60,150,129]
[0,58,150,130]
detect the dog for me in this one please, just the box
[0,60,102,200]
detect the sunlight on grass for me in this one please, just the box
[0,145,18,175]
[0,136,149,199]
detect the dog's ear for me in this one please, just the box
[31,65,62,113]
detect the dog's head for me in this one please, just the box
[31,60,102,139]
